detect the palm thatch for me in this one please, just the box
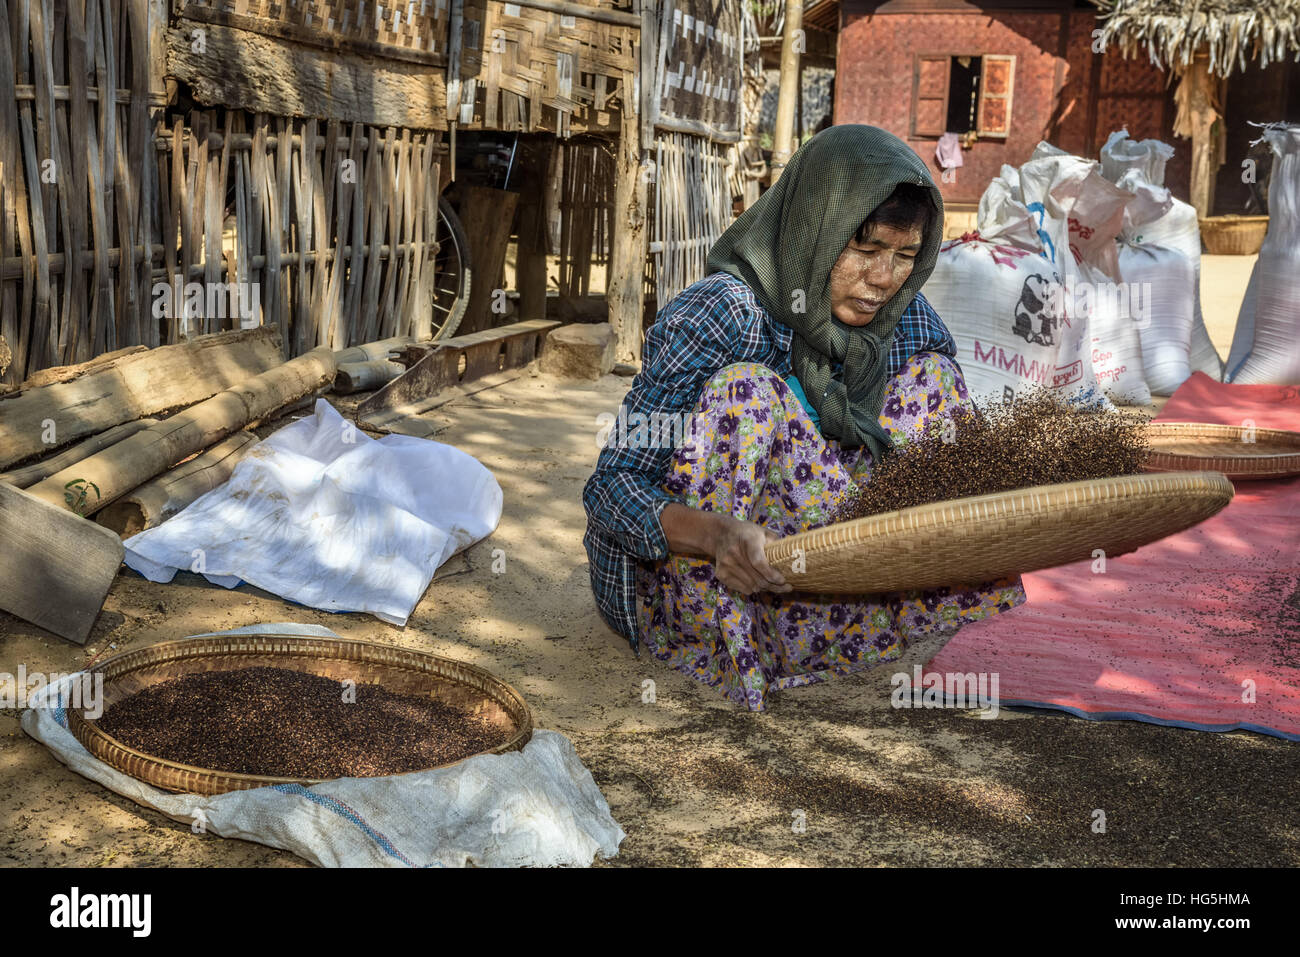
[1093,0,1300,77]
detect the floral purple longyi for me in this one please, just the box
[636,351,1026,711]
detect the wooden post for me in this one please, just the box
[770,0,804,184]
[516,142,552,322]
[458,185,520,334]
[607,68,648,364]
[1175,52,1223,218]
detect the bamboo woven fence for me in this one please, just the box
[0,0,756,382]
[0,0,451,385]
[650,129,732,305]
[555,138,615,298]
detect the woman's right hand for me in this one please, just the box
[660,504,792,597]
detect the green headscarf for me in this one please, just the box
[705,125,944,457]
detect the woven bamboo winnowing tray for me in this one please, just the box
[764,472,1234,595]
[67,635,533,796]
[1143,422,1300,481]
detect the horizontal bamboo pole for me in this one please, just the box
[26,348,336,515]
[152,131,448,154]
[95,431,260,538]
[334,359,406,394]
[12,85,168,106]
[0,419,159,489]
[1,240,438,281]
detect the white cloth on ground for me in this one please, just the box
[123,399,502,626]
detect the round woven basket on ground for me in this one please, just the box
[1198,215,1269,255]
[67,634,533,796]
[1143,421,1300,481]
[764,472,1233,595]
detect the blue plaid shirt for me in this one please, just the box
[582,271,957,650]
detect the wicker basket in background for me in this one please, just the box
[1198,215,1269,255]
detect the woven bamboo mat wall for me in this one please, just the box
[455,0,637,137]
[176,0,449,62]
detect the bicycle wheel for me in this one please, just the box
[431,194,472,340]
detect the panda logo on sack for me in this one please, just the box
[1012,274,1058,346]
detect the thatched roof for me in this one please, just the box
[1093,0,1300,77]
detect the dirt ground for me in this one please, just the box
[3,255,1296,868]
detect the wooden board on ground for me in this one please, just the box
[0,328,283,470]
[356,320,557,434]
[0,481,123,644]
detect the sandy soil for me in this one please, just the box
[3,256,1296,869]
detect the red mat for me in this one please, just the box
[925,372,1300,740]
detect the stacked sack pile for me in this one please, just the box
[1225,123,1300,385]
[1098,130,1224,390]
[923,131,1251,407]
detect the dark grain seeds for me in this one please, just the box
[96,666,510,778]
[841,390,1151,520]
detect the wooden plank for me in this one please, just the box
[0,326,283,469]
[165,21,449,130]
[25,346,336,515]
[458,185,519,334]
[356,320,558,426]
[0,479,124,644]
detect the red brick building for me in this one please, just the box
[827,0,1298,211]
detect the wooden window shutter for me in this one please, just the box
[977,55,1016,138]
[912,55,950,138]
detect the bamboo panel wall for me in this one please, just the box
[651,130,732,305]
[555,137,615,298]
[156,112,445,358]
[654,0,743,142]
[455,0,636,137]
[0,0,157,384]
[0,0,448,386]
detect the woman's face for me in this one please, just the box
[828,221,924,327]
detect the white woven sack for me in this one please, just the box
[1101,131,1223,381]
[1020,144,1149,405]
[1230,124,1300,385]
[1100,129,1175,189]
[1134,192,1223,381]
[1225,259,1259,381]
[923,236,1071,406]
[1116,170,1195,395]
[1117,241,1195,395]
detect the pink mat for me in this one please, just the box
[925,372,1300,740]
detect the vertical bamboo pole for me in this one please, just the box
[770,0,803,184]
[607,43,648,363]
